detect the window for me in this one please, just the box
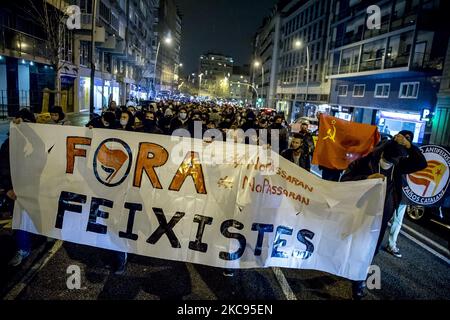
[399,82,419,98]
[337,85,348,96]
[374,84,390,98]
[330,51,341,75]
[79,41,90,66]
[385,31,414,69]
[111,12,119,31]
[353,84,365,97]
[79,0,92,13]
[119,21,126,39]
[340,46,360,74]
[360,39,385,71]
[99,1,110,22]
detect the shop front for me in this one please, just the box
[375,110,426,144]
[330,105,354,121]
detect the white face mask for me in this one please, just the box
[120,119,128,127]
[380,157,393,170]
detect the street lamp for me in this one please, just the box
[253,60,264,107]
[293,40,310,119]
[153,33,173,98]
[173,63,182,91]
[198,73,204,95]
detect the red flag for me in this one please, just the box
[312,114,380,170]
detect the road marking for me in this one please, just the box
[401,223,450,257]
[272,267,297,300]
[400,229,450,265]
[4,240,63,300]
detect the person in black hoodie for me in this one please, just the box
[340,131,427,299]
[170,107,189,134]
[270,115,289,153]
[137,111,163,134]
[86,111,117,129]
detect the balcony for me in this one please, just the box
[0,26,50,60]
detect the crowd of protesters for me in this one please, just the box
[0,99,428,299]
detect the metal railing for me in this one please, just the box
[0,90,46,117]
[0,25,50,58]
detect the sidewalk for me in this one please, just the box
[0,120,10,145]
[0,112,91,145]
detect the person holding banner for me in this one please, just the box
[341,131,427,299]
[4,109,36,267]
[386,130,415,259]
[49,106,71,126]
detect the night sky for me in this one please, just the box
[177,0,278,74]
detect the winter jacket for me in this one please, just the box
[340,141,427,210]
[281,148,310,171]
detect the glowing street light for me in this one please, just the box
[293,39,310,120]
[253,60,264,107]
[153,33,173,97]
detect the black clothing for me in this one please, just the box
[340,141,427,253]
[281,148,310,171]
[319,166,343,182]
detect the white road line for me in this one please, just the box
[4,240,63,300]
[400,229,450,265]
[401,223,450,257]
[272,267,297,300]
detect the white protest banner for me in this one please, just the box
[10,123,385,280]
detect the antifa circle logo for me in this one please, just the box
[93,138,132,187]
[403,145,450,205]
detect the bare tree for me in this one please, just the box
[26,0,73,109]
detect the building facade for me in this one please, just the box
[0,0,162,116]
[431,36,450,146]
[229,65,251,104]
[252,6,282,110]
[276,0,332,121]
[156,0,182,95]
[327,0,450,144]
[198,52,233,98]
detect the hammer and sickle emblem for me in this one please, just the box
[323,120,337,142]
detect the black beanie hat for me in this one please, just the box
[398,130,414,142]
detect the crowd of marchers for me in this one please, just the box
[0,99,427,300]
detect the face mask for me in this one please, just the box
[120,119,128,126]
[380,157,393,170]
[179,112,187,120]
[144,119,156,127]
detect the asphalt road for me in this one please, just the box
[1,230,448,300]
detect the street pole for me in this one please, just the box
[153,41,161,98]
[305,44,310,116]
[294,66,300,121]
[261,65,264,107]
[89,0,98,119]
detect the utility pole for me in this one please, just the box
[89,0,98,119]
